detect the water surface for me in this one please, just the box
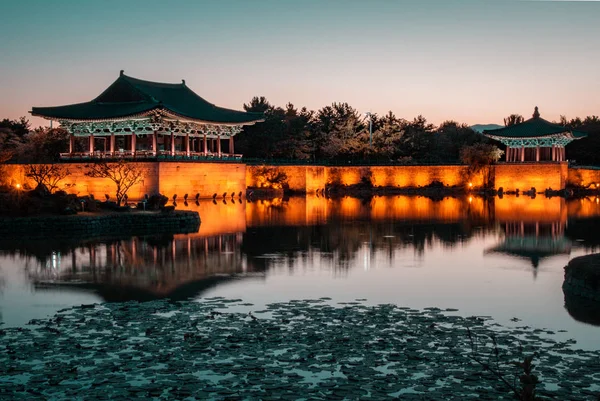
[1,195,600,349]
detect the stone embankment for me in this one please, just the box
[563,253,600,302]
[0,210,200,239]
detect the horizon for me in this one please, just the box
[1,0,599,128]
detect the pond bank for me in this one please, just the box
[0,299,598,400]
[0,210,200,239]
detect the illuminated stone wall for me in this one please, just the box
[245,165,327,193]
[327,165,479,188]
[1,163,158,200]
[4,161,575,200]
[567,167,600,189]
[494,162,568,192]
[3,162,245,201]
[247,165,481,193]
[158,162,246,199]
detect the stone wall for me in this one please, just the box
[326,165,480,188]
[0,210,200,240]
[567,167,600,188]
[246,165,482,193]
[3,161,575,199]
[2,162,245,201]
[158,162,246,199]
[494,162,568,192]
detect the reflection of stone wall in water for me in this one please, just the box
[245,196,489,227]
[494,196,567,224]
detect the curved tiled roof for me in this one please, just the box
[31,72,264,124]
[483,107,586,139]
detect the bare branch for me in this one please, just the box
[85,161,145,206]
[24,164,71,193]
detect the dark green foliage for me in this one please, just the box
[238,99,491,164]
[562,116,600,165]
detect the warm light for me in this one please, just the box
[468,183,473,188]
[596,183,599,188]
[596,197,599,204]
[15,183,21,189]
[468,196,473,203]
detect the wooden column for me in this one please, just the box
[203,134,208,155]
[171,132,175,156]
[505,147,510,162]
[217,136,221,156]
[520,146,525,162]
[536,146,540,162]
[131,133,136,155]
[551,145,556,161]
[229,136,234,155]
[89,134,95,155]
[152,132,158,154]
[186,133,190,156]
[69,134,74,154]
[110,133,115,155]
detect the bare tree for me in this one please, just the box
[24,164,71,193]
[85,161,145,205]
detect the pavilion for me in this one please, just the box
[31,71,264,160]
[483,107,586,163]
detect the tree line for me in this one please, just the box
[2,101,600,164]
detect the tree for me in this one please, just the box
[504,114,524,127]
[0,148,11,164]
[14,127,69,163]
[434,120,488,162]
[0,117,30,145]
[396,115,436,161]
[85,161,145,205]
[251,166,288,189]
[460,143,503,188]
[24,164,71,193]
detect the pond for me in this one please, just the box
[1,195,600,351]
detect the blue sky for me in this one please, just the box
[1,0,598,127]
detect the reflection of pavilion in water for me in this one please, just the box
[486,197,571,270]
[28,233,262,302]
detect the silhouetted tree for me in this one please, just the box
[504,114,524,127]
[24,164,71,193]
[460,143,503,188]
[14,127,69,163]
[85,161,145,205]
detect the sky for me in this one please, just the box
[0,0,599,127]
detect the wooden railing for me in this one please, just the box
[59,151,243,161]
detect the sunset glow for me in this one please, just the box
[1,0,599,127]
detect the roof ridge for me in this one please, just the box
[121,73,185,89]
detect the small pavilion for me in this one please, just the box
[31,71,264,160]
[483,107,586,163]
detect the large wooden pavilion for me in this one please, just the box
[31,71,264,160]
[483,107,586,163]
